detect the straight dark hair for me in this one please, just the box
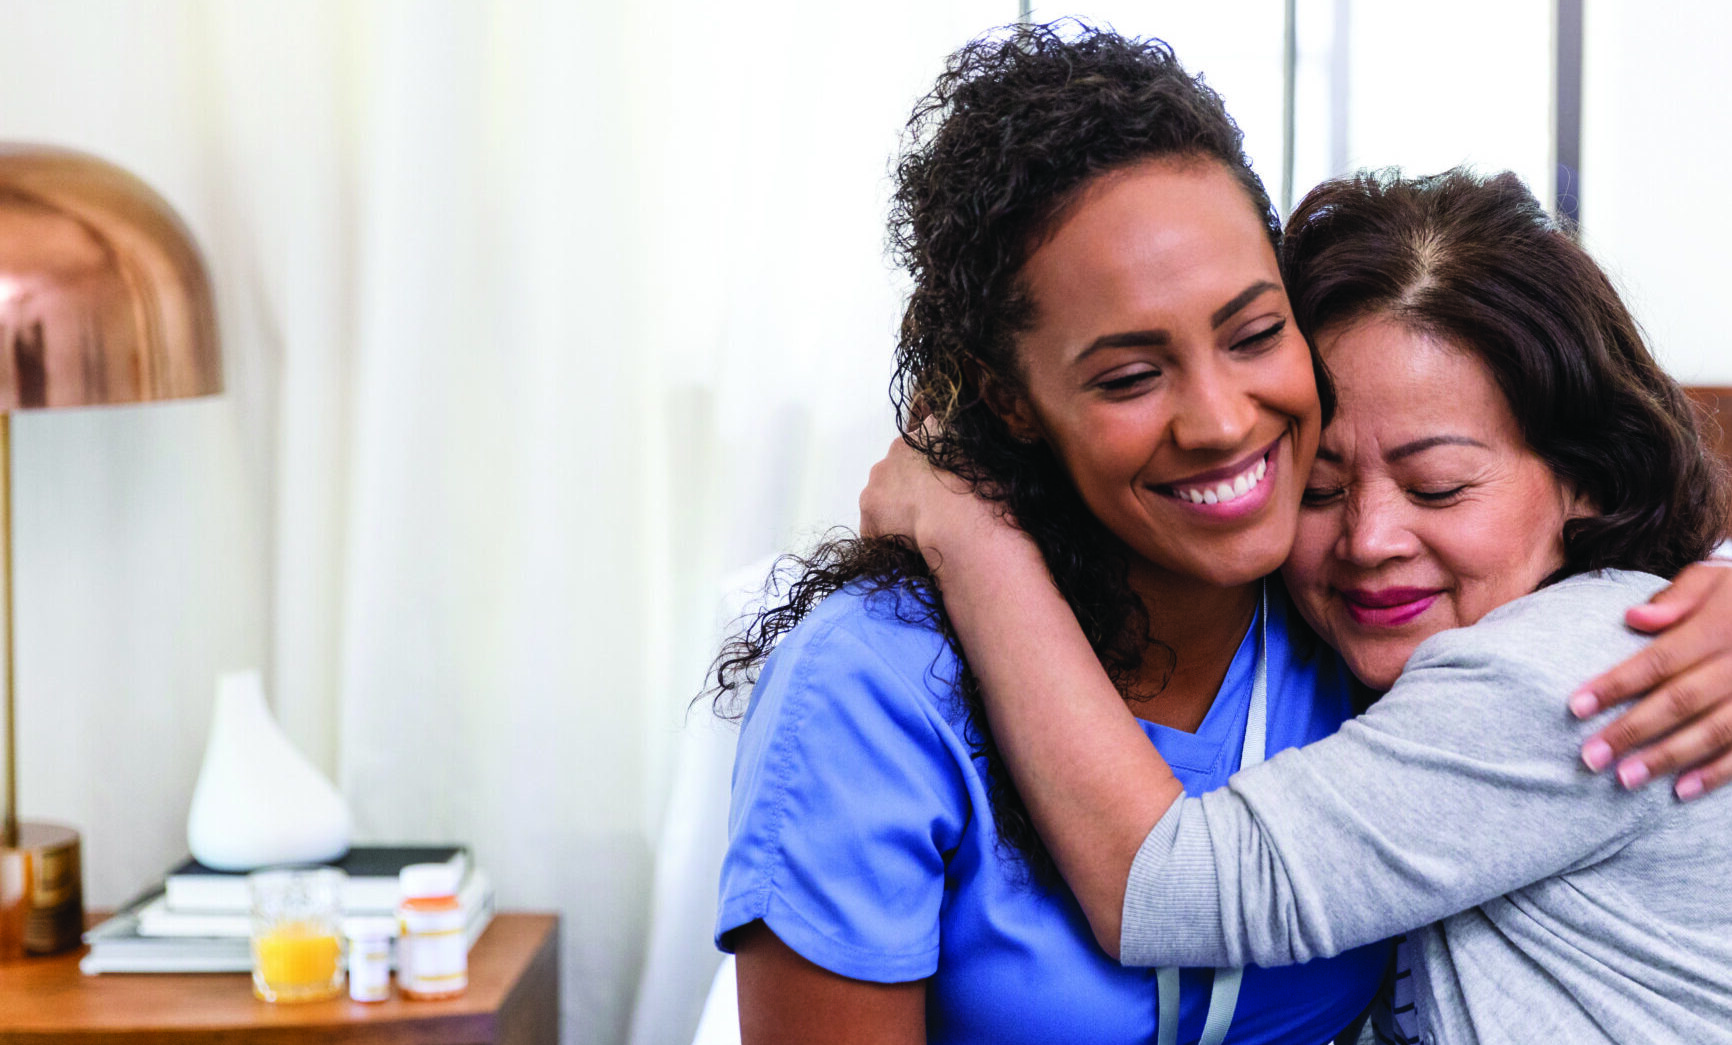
[1281,168,1728,580]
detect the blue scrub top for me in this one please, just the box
[717,581,1386,1044]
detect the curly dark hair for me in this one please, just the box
[709,22,1287,879]
[1282,168,1729,581]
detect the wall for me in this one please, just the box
[1582,0,1732,384]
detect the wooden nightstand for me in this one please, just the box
[0,912,558,1044]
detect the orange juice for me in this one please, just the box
[252,920,342,1002]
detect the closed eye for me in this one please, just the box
[1095,368,1160,393]
[1411,486,1467,504]
[1231,319,1286,354]
[1301,486,1342,507]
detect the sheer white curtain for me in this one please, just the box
[1,1,1007,1041]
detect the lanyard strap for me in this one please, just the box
[1156,581,1267,1045]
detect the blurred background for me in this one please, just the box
[0,0,1726,1042]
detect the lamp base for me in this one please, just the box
[0,843,27,961]
[0,822,82,959]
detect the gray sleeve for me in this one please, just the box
[1120,572,1674,968]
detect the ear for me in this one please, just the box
[1561,481,1598,523]
[974,361,1043,444]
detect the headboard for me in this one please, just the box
[1686,387,1732,467]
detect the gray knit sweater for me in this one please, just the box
[1123,570,1732,1044]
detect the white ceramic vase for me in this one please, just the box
[185,670,352,871]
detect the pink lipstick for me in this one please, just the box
[1340,587,1443,628]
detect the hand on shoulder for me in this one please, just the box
[858,423,1033,580]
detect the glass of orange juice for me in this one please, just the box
[248,867,346,1002]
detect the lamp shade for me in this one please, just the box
[0,145,222,409]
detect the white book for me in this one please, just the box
[78,953,256,974]
[162,846,469,914]
[139,869,493,938]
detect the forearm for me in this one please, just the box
[1119,583,1668,968]
[926,524,1180,957]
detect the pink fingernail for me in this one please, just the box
[1617,760,1651,789]
[1677,774,1705,802]
[1568,690,1598,719]
[1581,737,1613,771]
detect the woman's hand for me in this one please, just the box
[858,427,1017,575]
[860,424,1178,957]
[1570,560,1732,800]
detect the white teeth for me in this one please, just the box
[1171,453,1269,506]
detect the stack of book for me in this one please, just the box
[81,846,494,974]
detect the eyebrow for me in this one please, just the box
[1074,280,1281,363]
[1209,280,1280,329]
[1315,434,1490,464]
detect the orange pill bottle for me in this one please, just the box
[395,864,467,1000]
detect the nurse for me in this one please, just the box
[715,25,1382,1045]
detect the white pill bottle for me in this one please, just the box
[395,863,467,1000]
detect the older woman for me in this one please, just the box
[858,168,1732,1043]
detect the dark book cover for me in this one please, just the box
[168,845,466,881]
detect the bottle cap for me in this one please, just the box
[399,862,461,900]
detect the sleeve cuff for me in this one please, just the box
[1120,797,1231,967]
[715,887,939,984]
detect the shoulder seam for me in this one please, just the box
[746,601,970,916]
[750,610,851,916]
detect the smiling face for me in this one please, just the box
[1282,314,1585,689]
[1003,158,1321,597]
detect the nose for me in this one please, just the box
[1170,360,1258,452]
[1337,486,1421,568]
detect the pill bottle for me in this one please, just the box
[395,864,467,1000]
[345,916,396,1003]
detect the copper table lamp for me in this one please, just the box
[0,146,223,957]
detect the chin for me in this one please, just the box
[1201,516,1299,587]
[1339,641,1415,692]
[1189,540,1289,589]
